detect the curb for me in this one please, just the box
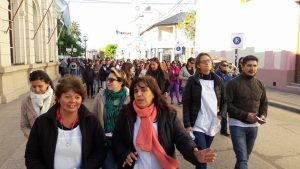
[268,100,300,114]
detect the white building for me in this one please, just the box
[140,12,195,63]
[195,0,300,93]
[0,0,63,103]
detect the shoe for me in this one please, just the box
[177,101,182,105]
[171,101,173,104]
[220,132,230,137]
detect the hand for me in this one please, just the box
[193,148,216,163]
[246,112,257,123]
[122,152,138,167]
[185,127,192,132]
[256,115,267,124]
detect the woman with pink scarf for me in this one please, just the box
[112,76,216,169]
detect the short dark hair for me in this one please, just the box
[219,60,228,67]
[242,55,258,65]
[55,76,86,102]
[187,57,195,63]
[29,70,53,89]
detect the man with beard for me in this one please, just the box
[226,55,268,169]
[215,60,232,137]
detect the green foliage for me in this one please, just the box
[178,10,196,41]
[57,20,84,57]
[104,44,118,59]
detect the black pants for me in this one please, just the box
[86,82,94,97]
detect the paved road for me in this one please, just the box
[1,97,300,169]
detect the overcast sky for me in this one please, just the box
[68,0,195,49]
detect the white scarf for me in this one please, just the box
[30,86,54,116]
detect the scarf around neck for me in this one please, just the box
[104,87,126,133]
[30,86,53,116]
[133,101,179,169]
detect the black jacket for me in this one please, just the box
[83,67,95,84]
[182,72,227,128]
[25,103,107,169]
[226,74,268,123]
[146,69,170,94]
[112,104,200,169]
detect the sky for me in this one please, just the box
[67,0,195,50]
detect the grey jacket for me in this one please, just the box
[179,66,195,87]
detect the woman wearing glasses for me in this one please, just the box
[183,52,227,169]
[91,67,130,169]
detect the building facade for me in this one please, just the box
[195,0,300,94]
[140,12,195,63]
[0,0,59,104]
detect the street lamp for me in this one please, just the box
[83,35,88,60]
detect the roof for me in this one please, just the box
[140,12,187,35]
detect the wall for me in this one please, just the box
[0,0,59,104]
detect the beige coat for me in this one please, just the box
[90,87,130,129]
[20,95,56,138]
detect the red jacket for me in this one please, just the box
[169,66,181,85]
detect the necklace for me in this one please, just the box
[60,123,73,147]
[56,109,79,147]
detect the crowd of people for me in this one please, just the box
[22,53,268,169]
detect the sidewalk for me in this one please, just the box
[266,88,300,114]
[0,88,299,169]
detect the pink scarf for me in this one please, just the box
[133,100,179,169]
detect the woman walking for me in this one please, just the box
[91,67,130,169]
[25,76,107,168]
[20,70,55,138]
[112,76,216,169]
[183,52,227,169]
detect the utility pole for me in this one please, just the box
[83,35,88,60]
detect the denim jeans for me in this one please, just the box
[102,149,117,169]
[230,126,258,169]
[193,131,214,169]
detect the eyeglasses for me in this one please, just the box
[199,60,211,64]
[221,64,228,67]
[107,78,118,83]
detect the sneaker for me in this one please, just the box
[220,132,230,137]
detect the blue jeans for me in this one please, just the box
[230,126,258,169]
[193,131,214,169]
[102,149,117,169]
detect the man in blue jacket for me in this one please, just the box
[215,60,232,136]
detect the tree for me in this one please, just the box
[104,44,118,59]
[57,19,84,57]
[178,10,196,41]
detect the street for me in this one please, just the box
[0,97,300,169]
